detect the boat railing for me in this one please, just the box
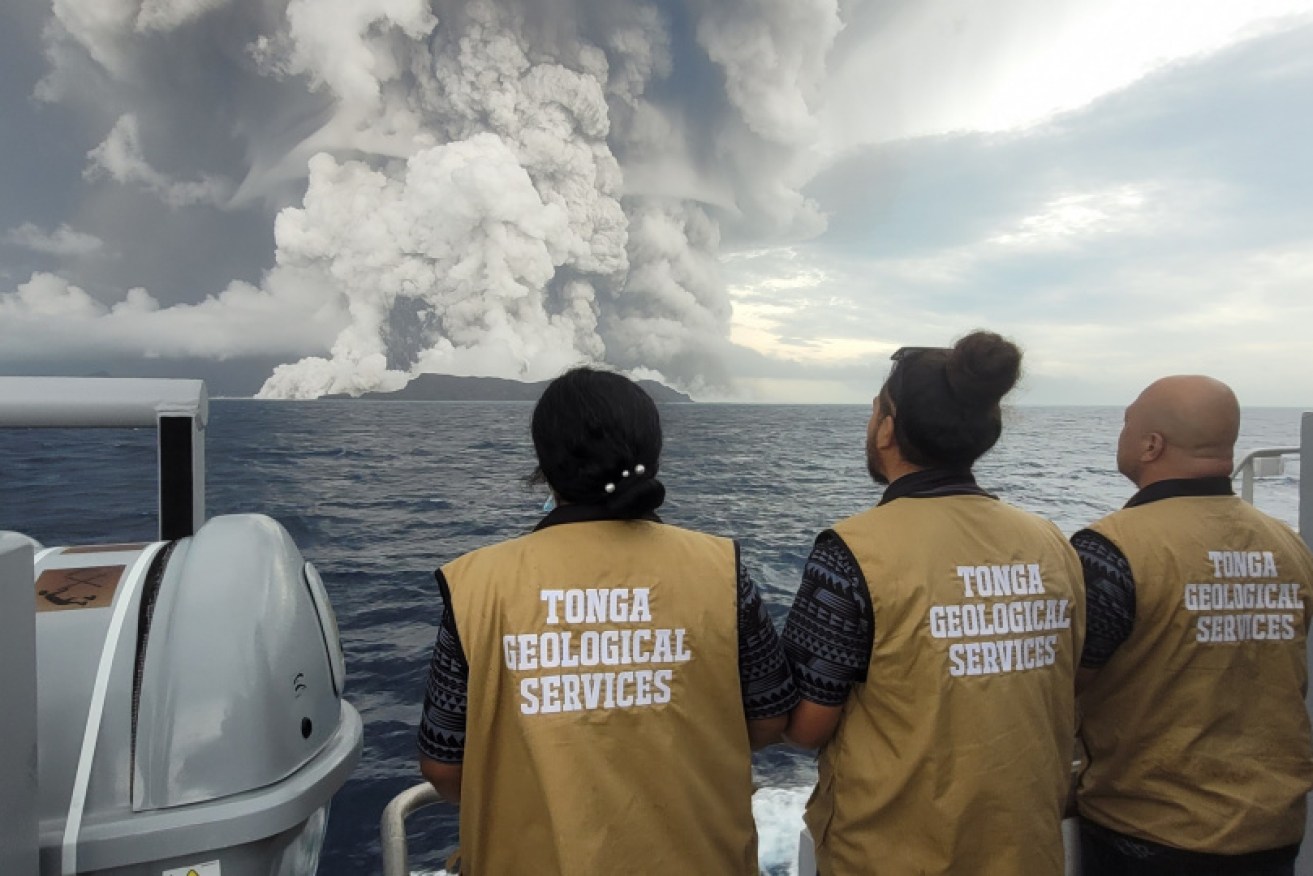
[1232,446,1300,505]
[0,376,207,540]
[1234,414,1312,876]
[381,782,443,876]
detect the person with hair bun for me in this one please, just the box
[781,330,1085,875]
[416,366,798,876]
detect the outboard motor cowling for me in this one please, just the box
[0,377,362,876]
[31,517,361,876]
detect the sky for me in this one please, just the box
[1,0,1311,404]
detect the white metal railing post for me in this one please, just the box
[1294,413,1313,876]
[797,826,816,876]
[1301,413,1311,551]
[0,536,39,874]
[380,782,444,876]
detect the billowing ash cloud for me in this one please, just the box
[17,0,841,397]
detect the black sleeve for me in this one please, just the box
[1071,528,1136,669]
[417,570,470,764]
[780,531,875,707]
[736,549,801,720]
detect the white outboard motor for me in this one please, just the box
[0,378,362,876]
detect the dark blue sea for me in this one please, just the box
[1,402,1304,874]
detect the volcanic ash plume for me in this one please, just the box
[31,0,841,397]
[262,137,596,397]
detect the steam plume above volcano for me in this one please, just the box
[25,0,840,398]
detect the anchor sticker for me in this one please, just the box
[35,565,124,613]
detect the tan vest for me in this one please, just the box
[443,520,757,876]
[1079,496,1313,853]
[808,495,1084,876]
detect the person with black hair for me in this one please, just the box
[781,330,1085,875]
[416,366,798,876]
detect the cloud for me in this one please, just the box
[816,0,1313,156]
[0,270,345,361]
[693,0,841,145]
[135,0,238,33]
[4,222,105,257]
[85,114,233,207]
[726,22,1313,404]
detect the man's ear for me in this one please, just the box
[1143,431,1165,463]
[876,409,897,451]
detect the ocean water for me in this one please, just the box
[1,401,1305,875]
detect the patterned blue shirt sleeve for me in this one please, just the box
[417,570,468,764]
[1070,528,1136,669]
[780,531,874,707]
[737,555,801,720]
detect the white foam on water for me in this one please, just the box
[754,784,811,876]
[410,784,812,876]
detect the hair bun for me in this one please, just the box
[945,330,1022,408]
[605,476,666,517]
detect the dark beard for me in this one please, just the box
[865,440,889,486]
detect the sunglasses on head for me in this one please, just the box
[884,346,950,412]
[890,346,948,361]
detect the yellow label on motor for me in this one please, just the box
[162,861,220,876]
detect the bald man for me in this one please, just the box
[1073,376,1313,875]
